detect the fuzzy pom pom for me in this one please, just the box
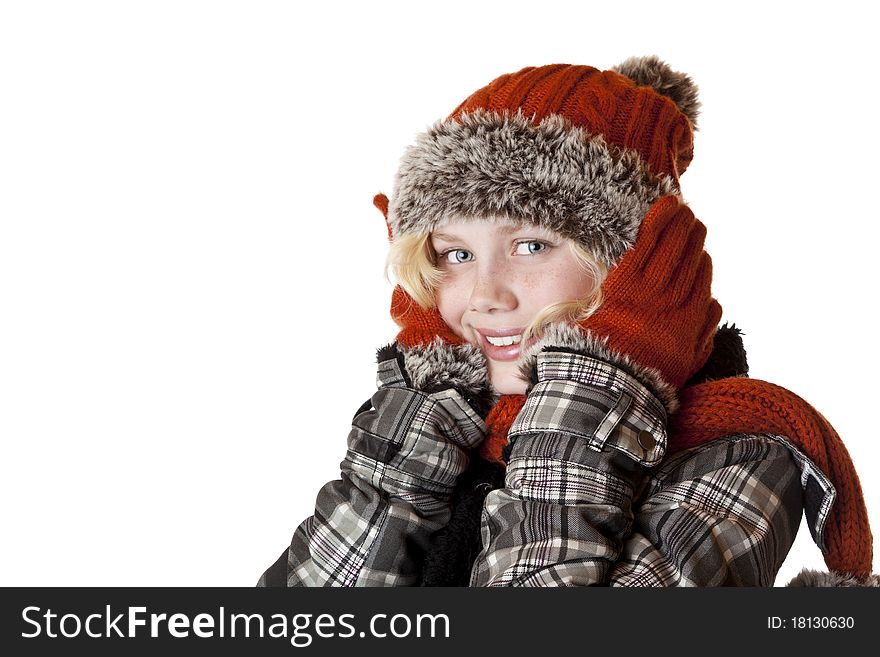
[611,55,702,131]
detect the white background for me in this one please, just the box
[1,0,877,586]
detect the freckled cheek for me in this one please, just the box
[522,269,595,306]
[559,272,594,299]
[434,281,470,332]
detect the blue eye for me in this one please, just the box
[515,241,547,255]
[437,240,551,266]
[443,249,473,264]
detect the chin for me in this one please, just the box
[491,377,528,396]
[486,361,526,395]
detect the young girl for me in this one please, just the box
[258,56,876,587]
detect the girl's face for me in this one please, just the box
[431,217,597,395]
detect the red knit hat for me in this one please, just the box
[387,55,699,269]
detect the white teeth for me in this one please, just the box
[485,334,522,347]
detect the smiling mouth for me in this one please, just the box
[476,331,530,363]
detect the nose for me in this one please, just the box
[468,263,518,314]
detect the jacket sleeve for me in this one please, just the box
[469,348,668,586]
[257,342,489,587]
[610,432,828,586]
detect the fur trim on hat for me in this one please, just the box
[515,322,679,416]
[611,55,702,132]
[388,108,678,269]
[785,568,880,587]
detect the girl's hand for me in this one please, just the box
[575,194,722,396]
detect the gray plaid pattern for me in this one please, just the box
[260,347,834,588]
[259,347,487,587]
[772,434,835,552]
[470,350,831,587]
[509,350,667,466]
[470,431,637,586]
[609,433,812,586]
[504,432,637,509]
[347,385,484,495]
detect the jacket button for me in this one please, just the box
[637,430,656,450]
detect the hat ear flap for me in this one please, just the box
[373,193,393,242]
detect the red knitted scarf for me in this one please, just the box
[479,377,873,578]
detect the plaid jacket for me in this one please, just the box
[257,337,834,587]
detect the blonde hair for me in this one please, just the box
[383,229,608,344]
